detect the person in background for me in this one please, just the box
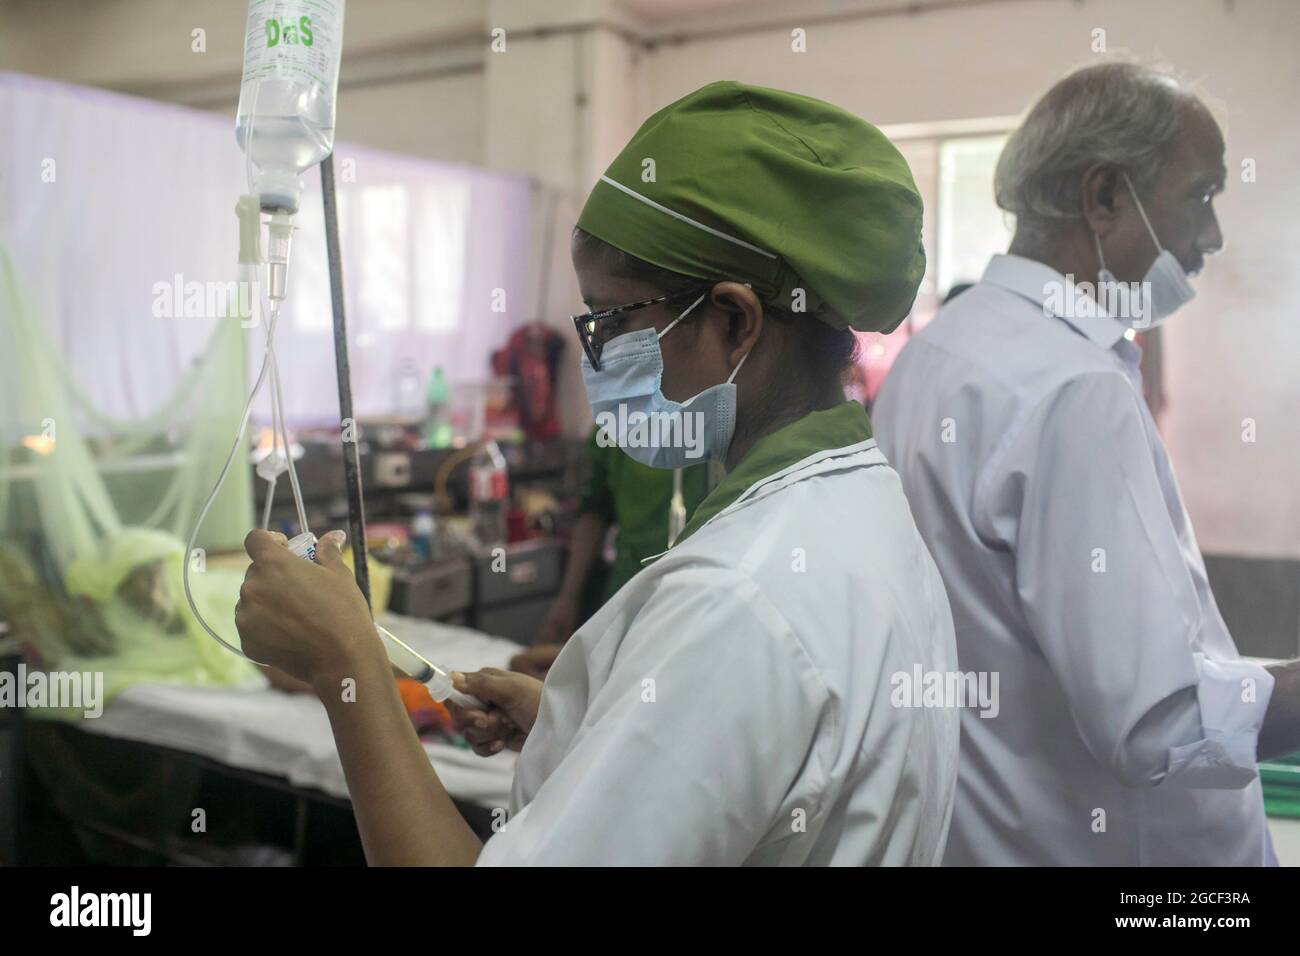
[511,434,711,679]
[491,322,565,442]
[875,61,1300,865]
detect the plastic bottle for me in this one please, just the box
[393,359,425,421]
[423,366,452,448]
[469,442,509,548]
[411,511,436,562]
[235,0,347,213]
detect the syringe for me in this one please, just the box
[282,534,483,708]
[377,624,485,709]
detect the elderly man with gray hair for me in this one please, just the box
[875,62,1299,865]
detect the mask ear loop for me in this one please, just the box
[657,292,708,340]
[655,288,751,383]
[1093,229,1109,274]
[1121,171,1164,253]
[726,349,750,384]
[727,281,755,383]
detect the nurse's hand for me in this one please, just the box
[444,668,542,756]
[235,529,380,691]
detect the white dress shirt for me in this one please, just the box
[477,411,959,865]
[874,253,1275,866]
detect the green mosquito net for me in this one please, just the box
[0,240,261,716]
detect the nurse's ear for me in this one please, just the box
[709,281,764,370]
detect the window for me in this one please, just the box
[854,123,1014,405]
[938,134,1012,298]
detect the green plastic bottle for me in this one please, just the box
[423,366,452,448]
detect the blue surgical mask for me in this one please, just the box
[1094,172,1196,329]
[581,293,750,468]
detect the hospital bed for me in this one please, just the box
[15,614,521,864]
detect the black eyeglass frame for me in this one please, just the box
[571,286,711,371]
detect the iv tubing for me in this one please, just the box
[260,474,276,530]
[260,318,287,530]
[188,80,312,665]
[182,302,284,663]
[267,309,309,534]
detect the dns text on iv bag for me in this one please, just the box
[184,0,480,707]
[236,0,345,215]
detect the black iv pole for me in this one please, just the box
[319,153,372,607]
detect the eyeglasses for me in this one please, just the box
[572,287,710,371]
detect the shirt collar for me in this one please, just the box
[668,401,874,550]
[981,253,1131,351]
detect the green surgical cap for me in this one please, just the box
[576,81,926,332]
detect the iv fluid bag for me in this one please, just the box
[235,0,346,213]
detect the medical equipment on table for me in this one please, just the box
[181,0,482,709]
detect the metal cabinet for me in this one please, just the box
[471,539,565,645]
[387,556,473,624]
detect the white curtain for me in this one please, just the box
[0,71,534,430]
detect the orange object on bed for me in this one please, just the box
[396,676,452,732]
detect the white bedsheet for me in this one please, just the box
[78,614,522,809]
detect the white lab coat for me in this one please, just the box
[476,432,959,865]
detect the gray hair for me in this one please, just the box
[995,62,1202,242]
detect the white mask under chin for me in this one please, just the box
[1093,173,1196,330]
